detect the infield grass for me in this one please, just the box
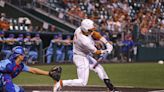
[13,63,164,89]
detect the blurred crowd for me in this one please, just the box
[1,0,164,63]
[34,0,164,44]
[35,0,164,61]
[3,0,164,35]
[3,0,164,42]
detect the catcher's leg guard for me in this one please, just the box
[104,79,114,91]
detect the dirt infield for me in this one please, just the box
[23,86,164,92]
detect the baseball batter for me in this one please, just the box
[54,19,119,92]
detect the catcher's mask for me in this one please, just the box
[9,46,25,60]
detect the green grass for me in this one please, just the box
[13,63,164,89]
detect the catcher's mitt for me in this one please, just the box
[49,66,62,81]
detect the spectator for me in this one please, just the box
[0,31,5,49]
[1,34,16,59]
[58,9,65,20]
[46,35,56,64]
[55,34,65,63]
[0,31,5,59]
[0,13,9,31]
[24,33,32,49]
[63,35,73,62]
[27,34,42,64]
[24,33,33,63]
[49,25,56,32]
[46,34,65,64]
[121,35,134,62]
[31,33,42,45]
[16,34,24,46]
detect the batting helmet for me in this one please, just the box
[81,19,95,32]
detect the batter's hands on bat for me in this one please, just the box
[105,43,113,54]
[49,66,62,82]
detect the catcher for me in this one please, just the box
[0,46,62,92]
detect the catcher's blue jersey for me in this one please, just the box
[0,59,29,78]
[0,59,29,92]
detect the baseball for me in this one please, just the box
[158,60,164,64]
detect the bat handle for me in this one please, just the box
[93,62,99,69]
[93,56,104,69]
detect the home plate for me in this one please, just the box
[149,90,164,92]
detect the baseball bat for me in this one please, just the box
[93,56,104,69]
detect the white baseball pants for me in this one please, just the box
[62,54,109,86]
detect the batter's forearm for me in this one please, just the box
[100,37,113,53]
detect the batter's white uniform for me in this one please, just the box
[62,27,109,86]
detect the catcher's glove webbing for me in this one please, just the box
[49,66,62,81]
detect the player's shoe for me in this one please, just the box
[112,91,121,92]
[111,89,121,92]
[108,88,121,92]
[53,80,63,92]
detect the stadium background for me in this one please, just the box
[0,0,164,92]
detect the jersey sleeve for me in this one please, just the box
[22,63,30,72]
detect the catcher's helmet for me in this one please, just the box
[81,19,95,32]
[12,46,25,58]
